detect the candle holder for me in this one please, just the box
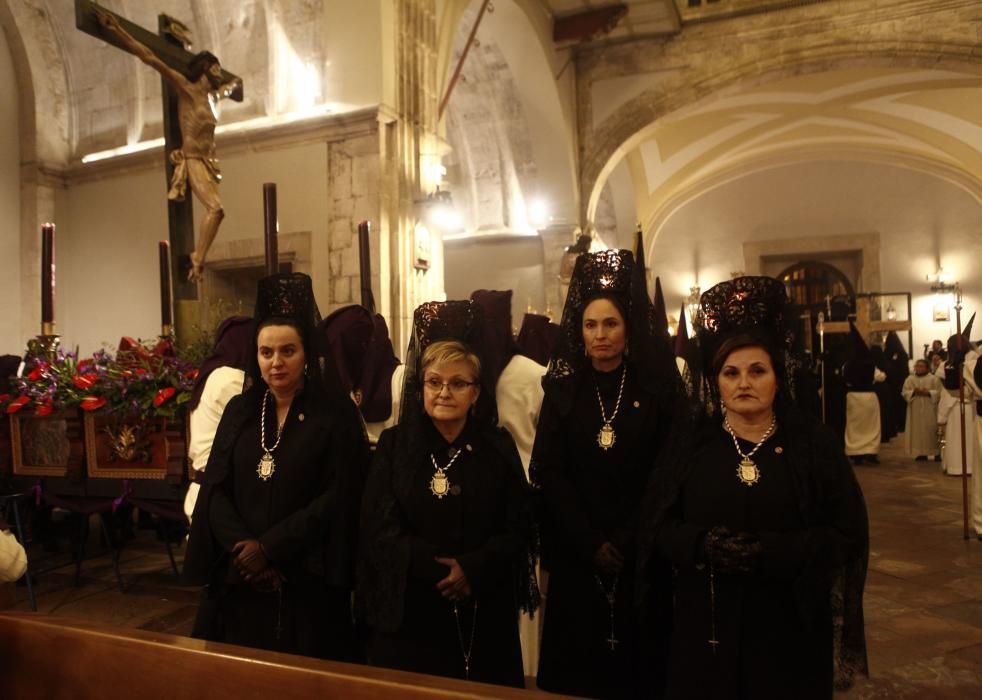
[28,332,61,363]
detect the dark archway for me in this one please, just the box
[778,260,855,311]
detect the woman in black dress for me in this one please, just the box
[640,276,869,699]
[358,300,537,687]
[533,250,682,698]
[183,272,369,659]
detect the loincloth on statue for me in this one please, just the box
[167,151,222,201]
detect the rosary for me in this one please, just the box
[594,574,620,652]
[453,600,479,679]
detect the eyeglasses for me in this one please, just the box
[422,378,477,394]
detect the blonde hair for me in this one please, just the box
[420,340,481,380]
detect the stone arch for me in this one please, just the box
[644,145,982,256]
[0,0,71,167]
[583,48,982,228]
[437,0,578,232]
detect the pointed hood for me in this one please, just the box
[848,321,871,362]
[652,276,669,337]
[674,302,689,358]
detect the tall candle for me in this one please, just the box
[159,240,173,330]
[357,220,374,311]
[41,223,55,330]
[263,183,278,276]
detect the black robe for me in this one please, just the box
[654,419,868,699]
[358,419,530,687]
[182,386,369,659]
[535,365,675,698]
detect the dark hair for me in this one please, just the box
[257,316,306,344]
[187,51,219,81]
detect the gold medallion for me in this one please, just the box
[597,423,616,450]
[736,457,760,486]
[430,468,451,499]
[257,451,276,481]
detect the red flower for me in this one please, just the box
[0,393,9,403]
[135,368,148,376]
[5,396,30,414]
[153,387,177,407]
[73,374,96,390]
[80,396,107,412]
[35,403,54,417]
[185,369,199,380]
[27,367,43,381]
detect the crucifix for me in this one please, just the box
[820,295,911,342]
[75,0,243,332]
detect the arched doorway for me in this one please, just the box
[777,260,855,311]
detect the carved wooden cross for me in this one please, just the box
[75,0,243,313]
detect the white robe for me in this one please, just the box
[495,354,546,677]
[901,373,942,457]
[184,366,246,520]
[938,386,975,475]
[961,350,982,534]
[845,369,886,456]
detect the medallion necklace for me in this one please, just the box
[429,447,463,499]
[258,390,286,481]
[593,364,627,450]
[723,413,777,486]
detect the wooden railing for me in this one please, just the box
[0,613,561,699]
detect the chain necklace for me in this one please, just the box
[429,447,463,499]
[257,390,286,481]
[452,600,479,680]
[594,364,627,450]
[594,574,620,652]
[723,413,777,486]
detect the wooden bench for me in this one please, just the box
[0,613,562,699]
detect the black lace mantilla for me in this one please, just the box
[696,276,799,414]
[254,272,322,328]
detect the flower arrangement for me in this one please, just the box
[0,338,198,420]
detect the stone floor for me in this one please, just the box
[3,438,982,697]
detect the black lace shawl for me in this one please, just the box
[357,300,539,633]
[357,421,538,634]
[637,390,870,691]
[534,249,681,428]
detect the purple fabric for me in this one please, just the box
[359,314,401,423]
[516,313,559,367]
[470,289,518,387]
[318,305,376,396]
[188,316,254,411]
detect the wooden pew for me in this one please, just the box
[0,613,562,699]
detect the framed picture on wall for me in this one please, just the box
[933,303,950,322]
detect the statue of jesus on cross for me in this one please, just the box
[93,6,240,282]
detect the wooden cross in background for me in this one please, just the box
[75,0,243,324]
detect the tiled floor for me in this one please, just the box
[4,438,982,696]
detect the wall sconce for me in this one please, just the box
[417,188,463,235]
[687,286,702,329]
[928,268,957,295]
[668,314,679,337]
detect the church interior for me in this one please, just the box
[2,0,982,697]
